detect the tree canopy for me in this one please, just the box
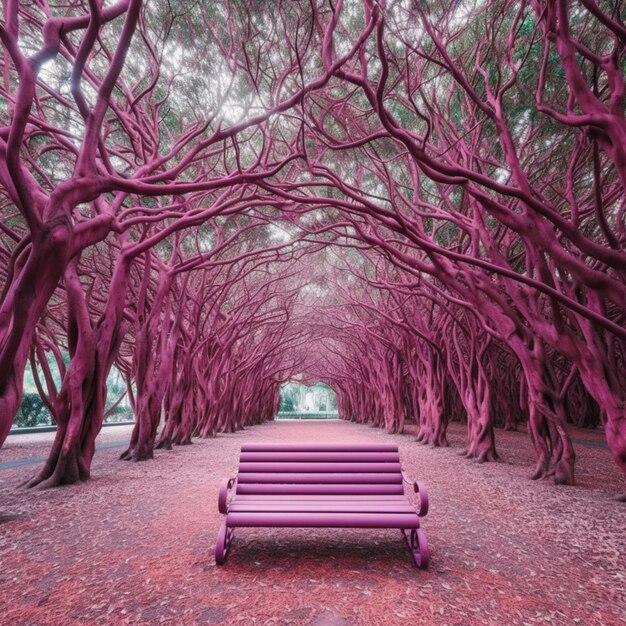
[1,0,625,490]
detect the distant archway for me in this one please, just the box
[277,382,338,419]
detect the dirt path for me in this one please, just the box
[1,420,624,625]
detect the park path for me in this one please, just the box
[1,419,625,626]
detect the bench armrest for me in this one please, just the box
[218,477,236,514]
[402,472,429,517]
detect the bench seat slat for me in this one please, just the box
[241,443,399,452]
[232,495,411,502]
[238,461,402,473]
[226,511,421,529]
[236,483,405,495]
[229,503,416,513]
[237,472,402,484]
[239,452,400,463]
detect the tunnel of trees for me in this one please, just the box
[0,0,625,493]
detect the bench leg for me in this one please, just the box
[401,528,429,569]
[215,522,235,565]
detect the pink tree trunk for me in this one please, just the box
[24,252,127,487]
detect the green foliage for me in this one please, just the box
[104,406,135,423]
[279,394,295,412]
[278,382,338,414]
[14,393,53,428]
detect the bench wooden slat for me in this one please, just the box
[226,511,421,529]
[235,483,405,495]
[240,452,400,463]
[238,461,402,473]
[237,472,402,484]
[241,443,399,452]
[229,502,416,513]
[232,495,411,502]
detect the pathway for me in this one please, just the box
[0,420,624,626]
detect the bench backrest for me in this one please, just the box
[236,443,404,496]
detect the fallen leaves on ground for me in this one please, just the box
[0,421,624,626]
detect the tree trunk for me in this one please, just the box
[0,218,72,446]
[25,255,127,487]
[516,339,576,485]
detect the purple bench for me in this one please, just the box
[215,443,430,568]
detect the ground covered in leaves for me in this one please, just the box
[1,420,625,626]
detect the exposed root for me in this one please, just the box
[553,466,576,486]
[476,449,499,464]
[530,463,549,481]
